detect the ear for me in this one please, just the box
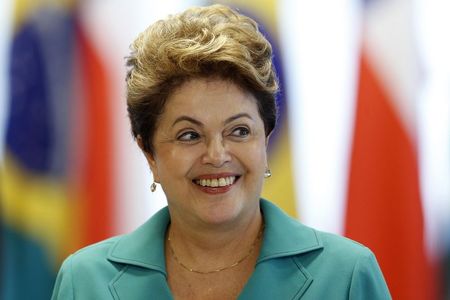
[137,136,160,182]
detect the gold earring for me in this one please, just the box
[151,182,157,192]
[264,169,271,178]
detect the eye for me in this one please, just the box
[177,131,200,142]
[230,126,250,138]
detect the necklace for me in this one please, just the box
[167,223,264,274]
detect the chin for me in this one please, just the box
[195,200,239,224]
[197,197,256,226]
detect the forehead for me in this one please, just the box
[162,78,261,122]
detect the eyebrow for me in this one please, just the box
[171,113,254,127]
[171,116,203,128]
[224,113,254,124]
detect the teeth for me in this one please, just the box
[211,179,218,187]
[195,176,236,187]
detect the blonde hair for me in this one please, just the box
[126,4,278,153]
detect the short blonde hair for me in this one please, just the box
[126,4,278,153]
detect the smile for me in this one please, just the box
[194,176,236,187]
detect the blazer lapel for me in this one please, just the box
[239,256,313,299]
[238,200,324,299]
[108,265,173,300]
[106,208,173,300]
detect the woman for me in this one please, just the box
[52,4,391,299]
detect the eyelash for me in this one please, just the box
[177,131,200,142]
[176,126,250,142]
[230,126,250,137]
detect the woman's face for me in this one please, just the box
[144,78,268,227]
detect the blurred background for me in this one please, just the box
[0,0,449,299]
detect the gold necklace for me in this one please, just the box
[167,223,264,274]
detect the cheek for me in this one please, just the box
[236,142,268,172]
[255,137,269,160]
[155,145,199,178]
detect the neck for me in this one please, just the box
[166,207,263,271]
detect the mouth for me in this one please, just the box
[194,176,237,187]
[192,174,240,194]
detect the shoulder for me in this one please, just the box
[68,235,122,268]
[51,236,125,300]
[56,235,125,282]
[261,198,374,262]
[261,198,373,262]
[260,200,390,298]
[316,229,373,260]
[296,228,391,298]
[283,218,380,274]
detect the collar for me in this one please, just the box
[258,199,323,263]
[107,207,170,274]
[107,199,323,273]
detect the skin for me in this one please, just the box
[140,78,270,299]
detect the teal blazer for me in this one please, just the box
[52,199,391,299]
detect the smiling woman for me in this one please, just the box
[145,79,268,229]
[51,4,391,300]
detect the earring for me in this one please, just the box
[150,182,157,192]
[264,168,272,178]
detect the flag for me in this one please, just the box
[277,0,445,298]
[0,1,114,299]
[345,0,436,298]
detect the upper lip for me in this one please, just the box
[193,173,240,180]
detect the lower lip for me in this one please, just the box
[194,181,236,195]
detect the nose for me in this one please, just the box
[201,136,231,167]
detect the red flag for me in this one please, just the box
[72,19,114,246]
[346,51,436,299]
